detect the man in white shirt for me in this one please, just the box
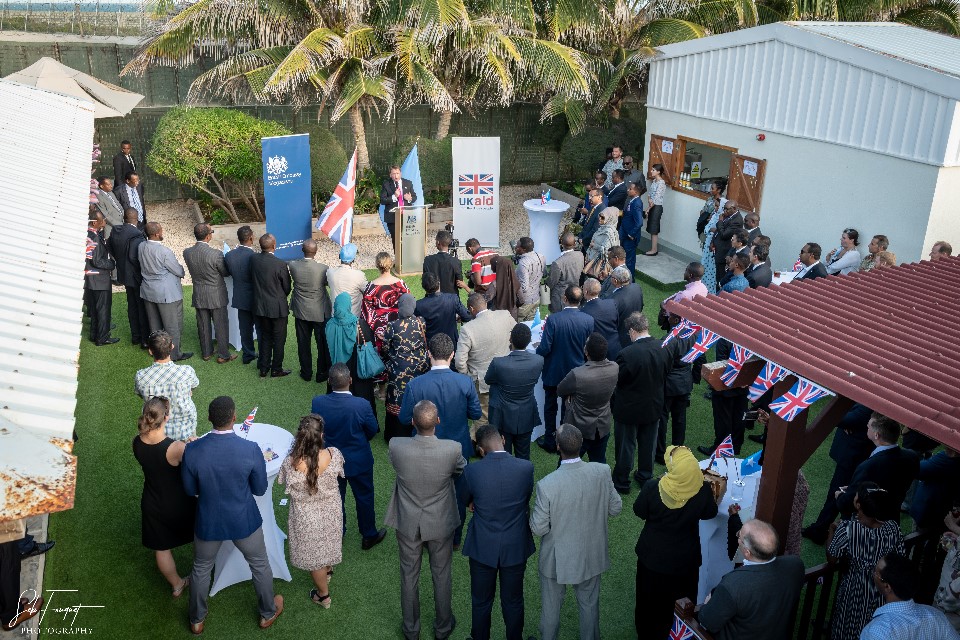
[795,243,828,280]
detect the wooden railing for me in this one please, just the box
[673,528,944,640]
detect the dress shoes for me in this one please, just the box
[2,596,43,631]
[801,526,827,545]
[20,540,55,559]
[361,529,387,550]
[697,445,715,457]
[96,337,120,346]
[260,369,269,378]
[535,437,557,453]
[258,595,284,629]
[189,619,204,635]
[202,355,213,361]
[749,434,766,444]
[270,369,292,378]
[300,372,312,382]
[217,354,238,364]
[174,352,194,362]
[242,357,256,365]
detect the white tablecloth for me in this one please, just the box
[696,457,762,603]
[209,422,294,596]
[523,199,569,265]
[524,320,547,441]
[771,270,798,286]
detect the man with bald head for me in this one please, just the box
[698,518,805,640]
[546,232,584,313]
[287,239,332,383]
[139,221,191,360]
[250,234,292,377]
[929,241,953,261]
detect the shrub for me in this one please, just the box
[394,136,452,195]
[298,124,349,202]
[558,106,647,178]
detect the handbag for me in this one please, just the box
[583,255,611,281]
[702,467,728,505]
[355,323,385,380]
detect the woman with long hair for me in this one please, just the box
[278,414,345,609]
[825,228,863,275]
[131,396,197,597]
[645,163,667,256]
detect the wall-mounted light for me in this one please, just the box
[756,133,766,141]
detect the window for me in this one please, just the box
[676,137,737,198]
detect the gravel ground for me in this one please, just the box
[143,185,565,286]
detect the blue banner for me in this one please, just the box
[262,133,312,261]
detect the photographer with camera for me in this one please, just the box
[514,237,545,322]
[423,229,468,295]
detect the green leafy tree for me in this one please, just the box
[146,107,289,222]
[298,124,349,202]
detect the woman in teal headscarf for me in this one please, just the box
[325,292,376,414]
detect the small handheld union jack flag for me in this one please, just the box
[662,318,702,347]
[680,328,720,363]
[748,361,789,402]
[793,258,804,271]
[769,379,834,422]
[239,406,258,435]
[720,344,753,386]
[670,614,695,640]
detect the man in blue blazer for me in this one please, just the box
[181,396,282,634]
[579,278,621,360]
[311,363,386,551]
[485,323,544,460]
[223,226,258,364]
[459,425,535,640]
[415,271,472,349]
[536,286,595,453]
[620,182,645,278]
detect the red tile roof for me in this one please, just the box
[665,257,960,449]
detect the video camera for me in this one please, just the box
[445,223,460,258]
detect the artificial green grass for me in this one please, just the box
[46,267,838,639]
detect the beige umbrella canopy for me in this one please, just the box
[3,56,144,118]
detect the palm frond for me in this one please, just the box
[541,95,587,135]
[329,65,395,122]
[510,36,593,99]
[264,28,345,95]
[894,0,960,34]
[633,17,706,47]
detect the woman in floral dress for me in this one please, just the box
[699,179,727,293]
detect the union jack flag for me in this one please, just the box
[680,328,720,363]
[670,614,695,640]
[769,379,834,422]
[793,258,804,271]
[85,231,97,260]
[239,406,258,435]
[458,174,494,195]
[748,361,789,402]
[662,318,701,347]
[316,149,357,246]
[720,344,753,386]
[715,435,735,458]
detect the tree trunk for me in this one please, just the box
[200,175,240,223]
[435,109,453,140]
[349,105,370,171]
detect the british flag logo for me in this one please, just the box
[670,614,695,640]
[748,361,790,402]
[769,379,833,422]
[720,344,753,386]
[317,149,357,247]
[680,328,720,363]
[458,174,494,195]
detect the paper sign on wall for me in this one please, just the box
[661,140,674,154]
[743,160,758,177]
[691,162,702,179]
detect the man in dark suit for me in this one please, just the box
[84,210,118,346]
[605,170,628,211]
[744,212,762,244]
[835,412,920,522]
[698,519,804,640]
[181,396,283,634]
[311,363,387,550]
[250,234,291,378]
[416,272,472,349]
[745,244,773,288]
[796,242,829,281]
[108,207,148,347]
[288,239,332,383]
[380,164,417,239]
[386,400,466,640]
[801,403,874,544]
[423,230,465,294]
[224,226,258,364]
[613,312,691,493]
[547,233,584,313]
[458,424,535,640]
[609,266,644,347]
[485,324,544,460]
[113,140,139,193]
[536,286,595,453]
[657,342,692,465]
[183,223,236,363]
[577,190,604,256]
[620,183,644,278]
[580,278,621,360]
[600,247,628,297]
[115,171,146,227]
[709,202,744,290]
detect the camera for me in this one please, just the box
[508,240,520,265]
[445,223,460,258]
[742,410,760,422]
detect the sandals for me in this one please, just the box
[310,589,331,609]
[173,577,190,598]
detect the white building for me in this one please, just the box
[643,22,960,269]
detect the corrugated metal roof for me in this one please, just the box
[788,22,960,80]
[665,257,960,450]
[0,79,94,521]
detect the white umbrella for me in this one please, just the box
[3,56,144,118]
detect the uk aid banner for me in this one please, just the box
[452,137,500,247]
[262,133,313,261]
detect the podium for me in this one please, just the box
[391,204,431,275]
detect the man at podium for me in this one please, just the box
[379,165,418,239]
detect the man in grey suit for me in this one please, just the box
[557,332,619,463]
[94,177,124,234]
[454,293,516,430]
[287,239,332,383]
[485,324,544,460]
[183,223,236,363]
[531,424,622,640]
[139,222,192,361]
[386,400,467,640]
[546,233,584,313]
[224,226,258,364]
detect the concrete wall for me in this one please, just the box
[643,108,941,268]
[925,167,960,256]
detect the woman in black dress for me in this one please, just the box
[381,294,429,442]
[132,396,197,597]
[634,445,718,638]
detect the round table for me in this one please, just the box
[523,199,570,264]
[209,422,294,596]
